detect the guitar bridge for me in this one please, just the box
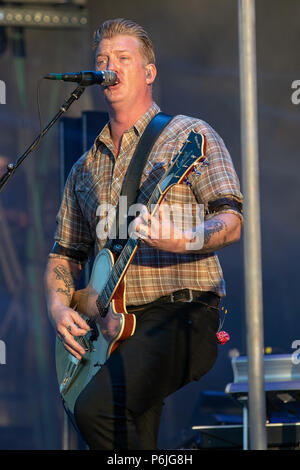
[88,319,99,342]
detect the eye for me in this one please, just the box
[96,58,107,68]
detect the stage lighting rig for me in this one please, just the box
[0,1,88,28]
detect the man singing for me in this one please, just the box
[45,18,243,449]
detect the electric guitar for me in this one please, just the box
[55,130,207,416]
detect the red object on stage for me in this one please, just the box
[216,330,230,345]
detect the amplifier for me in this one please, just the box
[180,422,300,449]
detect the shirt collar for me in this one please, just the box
[95,102,161,154]
[132,102,161,136]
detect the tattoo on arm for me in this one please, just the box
[204,219,228,247]
[53,264,75,300]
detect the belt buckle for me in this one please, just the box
[170,289,193,303]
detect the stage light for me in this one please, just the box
[0,1,88,28]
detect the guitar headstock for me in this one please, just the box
[158,131,207,194]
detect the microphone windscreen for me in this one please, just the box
[101,70,117,86]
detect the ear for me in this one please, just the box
[145,64,157,85]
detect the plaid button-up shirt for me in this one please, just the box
[49,102,243,304]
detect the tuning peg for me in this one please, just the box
[193,167,202,176]
[184,177,192,187]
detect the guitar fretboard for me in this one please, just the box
[101,189,163,307]
[100,237,138,307]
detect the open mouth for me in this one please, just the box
[109,77,120,87]
[103,76,121,92]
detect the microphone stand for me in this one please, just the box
[0,83,86,193]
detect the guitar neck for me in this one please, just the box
[101,184,166,306]
[101,237,139,307]
[100,131,205,309]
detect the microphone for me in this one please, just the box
[43,70,117,87]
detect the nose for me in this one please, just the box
[107,58,117,72]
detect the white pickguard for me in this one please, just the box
[90,248,114,293]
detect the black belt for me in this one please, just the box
[158,289,220,307]
[127,289,220,310]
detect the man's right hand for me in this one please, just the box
[52,304,91,360]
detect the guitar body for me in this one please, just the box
[55,130,207,419]
[55,248,136,415]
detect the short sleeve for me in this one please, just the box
[191,122,243,220]
[50,158,95,262]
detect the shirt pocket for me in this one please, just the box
[75,176,104,220]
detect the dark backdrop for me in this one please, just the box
[0,0,299,449]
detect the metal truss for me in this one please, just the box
[0,1,88,28]
[3,1,86,4]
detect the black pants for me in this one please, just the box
[74,295,220,450]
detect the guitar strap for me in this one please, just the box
[109,111,173,254]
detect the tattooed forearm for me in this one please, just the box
[56,288,72,300]
[182,213,241,254]
[53,264,75,300]
[204,219,228,247]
